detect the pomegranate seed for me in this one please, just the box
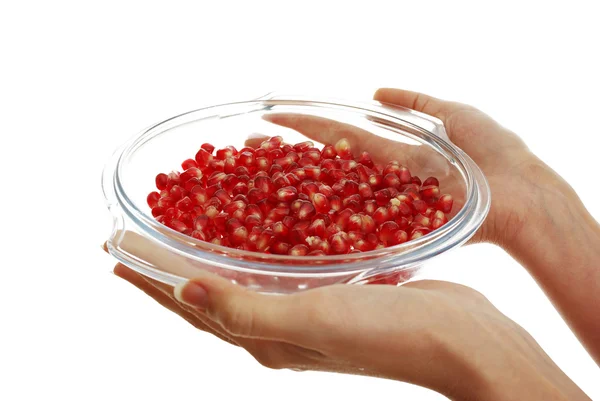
[320,144,336,159]
[358,183,374,199]
[363,200,377,215]
[411,176,422,186]
[232,182,249,195]
[413,213,431,228]
[195,148,213,167]
[297,201,316,221]
[201,143,215,154]
[191,230,207,241]
[398,167,412,184]
[307,250,326,256]
[204,205,219,219]
[335,208,354,230]
[276,186,298,202]
[412,199,428,214]
[288,244,309,256]
[391,230,408,245]
[157,196,175,209]
[372,207,390,225]
[193,215,210,231]
[255,157,271,172]
[216,146,237,160]
[213,189,231,206]
[181,158,198,170]
[293,141,314,152]
[245,215,262,230]
[169,220,188,233]
[334,138,352,160]
[420,185,440,200]
[374,189,392,206]
[423,177,440,187]
[305,236,331,254]
[147,191,160,208]
[308,219,327,237]
[230,226,249,246]
[155,173,169,190]
[342,180,359,197]
[174,196,193,212]
[312,193,330,213]
[384,173,401,188]
[223,157,236,174]
[378,221,400,244]
[368,174,383,190]
[151,206,165,217]
[330,233,351,254]
[272,221,290,239]
[437,194,453,213]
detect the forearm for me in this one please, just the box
[506,156,600,364]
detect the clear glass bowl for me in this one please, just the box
[102,93,490,293]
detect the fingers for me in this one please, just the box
[113,263,239,346]
[173,272,330,346]
[373,88,463,124]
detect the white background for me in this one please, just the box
[1,1,598,400]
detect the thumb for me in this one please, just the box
[173,273,326,345]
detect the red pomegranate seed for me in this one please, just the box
[398,167,412,184]
[169,219,188,233]
[244,215,262,230]
[372,206,390,225]
[307,250,326,256]
[195,148,213,167]
[272,221,290,239]
[308,219,327,237]
[411,176,422,186]
[311,193,329,213]
[151,206,165,217]
[288,244,309,256]
[420,185,440,200]
[357,183,374,199]
[277,186,298,202]
[423,177,440,187]
[181,158,198,170]
[343,180,359,197]
[204,205,219,219]
[306,236,331,254]
[293,141,314,152]
[363,200,377,215]
[193,215,210,231]
[368,174,383,190]
[391,230,408,245]
[357,151,373,168]
[374,189,391,206]
[330,233,351,254]
[334,138,352,160]
[157,196,175,209]
[191,230,207,241]
[321,144,336,159]
[437,194,453,213]
[216,146,237,160]
[412,199,428,214]
[155,173,169,190]
[383,173,401,189]
[200,143,215,154]
[335,208,354,230]
[378,221,399,244]
[223,157,236,174]
[413,214,431,227]
[213,189,231,206]
[230,226,249,246]
[147,191,160,208]
[297,201,316,221]
[175,196,193,212]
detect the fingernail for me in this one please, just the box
[174,281,208,308]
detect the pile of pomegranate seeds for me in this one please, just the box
[147,136,453,256]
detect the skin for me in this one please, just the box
[106,88,599,400]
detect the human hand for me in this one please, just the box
[112,261,589,401]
